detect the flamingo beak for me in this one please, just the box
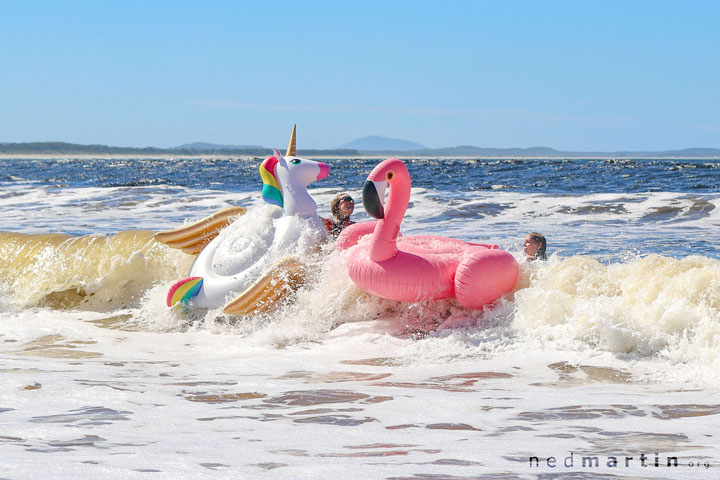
[363,179,386,219]
[317,162,330,180]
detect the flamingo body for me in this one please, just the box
[338,159,518,310]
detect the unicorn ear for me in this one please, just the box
[273,148,288,168]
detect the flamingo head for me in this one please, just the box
[362,158,409,220]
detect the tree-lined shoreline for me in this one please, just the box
[1,141,719,159]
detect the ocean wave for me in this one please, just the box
[0,230,192,311]
[2,219,719,386]
[512,254,720,356]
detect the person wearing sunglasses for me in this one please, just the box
[324,193,356,238]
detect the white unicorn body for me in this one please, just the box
[166,127,330,311]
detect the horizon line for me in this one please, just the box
[1,140,720,155]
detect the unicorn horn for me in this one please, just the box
[286,124,297,157]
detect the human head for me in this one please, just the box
[523,232,547,260]
[331,193,354,220]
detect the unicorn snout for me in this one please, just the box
[317,162,330,180]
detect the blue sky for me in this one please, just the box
[1,0,718,150]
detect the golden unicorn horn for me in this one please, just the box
[286,124,297,157]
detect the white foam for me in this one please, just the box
[3,182,720,477]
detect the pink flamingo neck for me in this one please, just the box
[369,162,411,262]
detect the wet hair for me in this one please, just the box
[330,193,354,221]
[527,232,547,260]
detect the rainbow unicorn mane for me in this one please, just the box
[259,156,283,208]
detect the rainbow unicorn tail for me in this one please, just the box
[167,277,204,308]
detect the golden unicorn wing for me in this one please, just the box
[223,256,308,316]
[154,206,246,255]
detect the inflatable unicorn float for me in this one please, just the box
[155,126,329,315]
[337,158,519,309]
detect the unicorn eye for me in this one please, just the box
[386,171,394,181]
[290,159,301,165]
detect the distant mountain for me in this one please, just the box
[339,135,427,151]
[1,141,718,158]
[175,142,264,151]
[419,146,564,156]
[411,146,720,158]
[0,141,358,156]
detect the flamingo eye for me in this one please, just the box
[290,158,301,165]
[386,171,394,181]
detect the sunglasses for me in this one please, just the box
[340,196,354,202]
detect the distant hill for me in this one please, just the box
[175,142,264,151]
[0,141,358,156]
[410,146,720,158]
[0,142,270,155]
[1,141,718,158]
[339,135,427,151]
[418,146,564,156]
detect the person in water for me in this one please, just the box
[324,193,356,237]
[523,232,547,261]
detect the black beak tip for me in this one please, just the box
[362,180,384,219]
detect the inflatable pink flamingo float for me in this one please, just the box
[337,158,519,309]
